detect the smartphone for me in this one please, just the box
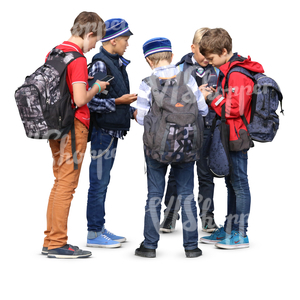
[100,75,114,82]
[88,73,114,86]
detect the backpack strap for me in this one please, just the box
[46,49,84,75]
[224,66,257,125]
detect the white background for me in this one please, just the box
[1,0,299,299]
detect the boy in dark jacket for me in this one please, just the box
[160,28,219,234]
[86,18,137,249]
[199,28,264,249]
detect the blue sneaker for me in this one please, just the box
[87,234,121,248]
[200,226,227,244]
[215,231,249,249]
[103,228,126,243]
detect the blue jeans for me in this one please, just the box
[143,156,198,250]
[224,150,251,236]
[164,127,215,218]
[87,128,118,234]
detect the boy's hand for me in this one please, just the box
[199,84,213,102]
[115,94,138,105]
[95,79,110,93]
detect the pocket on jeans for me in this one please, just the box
[91,135,114,159]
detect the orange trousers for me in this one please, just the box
[43,118,88,250]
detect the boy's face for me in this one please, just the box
[113,36,130,56]
[205,48,231,68]
[191,44,209,67]
[205,53,226,68]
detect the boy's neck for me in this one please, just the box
[153,60,170,69]
[103,44,118,55]
[68,36,84,50]
[225,51,234,63]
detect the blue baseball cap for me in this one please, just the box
[143,37,172,58]
[101,18,133,42]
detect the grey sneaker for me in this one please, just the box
[47,244,92,259]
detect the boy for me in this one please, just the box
[199,28,264,249]
[86,18,137,248]
[43,11,109,258]
[160,28,219,234]
[135,37,208,258]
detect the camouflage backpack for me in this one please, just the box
[15,48,83,140]
[143,73,204,164]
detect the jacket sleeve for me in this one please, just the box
[210,72,254,120]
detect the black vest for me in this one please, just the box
[91,47,131,131]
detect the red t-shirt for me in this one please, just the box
[46,41,90,128]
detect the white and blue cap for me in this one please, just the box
[101,18,133,42]
[143,37,172,58]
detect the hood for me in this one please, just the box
[175,52,194,67]
[220,54,264,77]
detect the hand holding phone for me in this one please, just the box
[88,72,114,85]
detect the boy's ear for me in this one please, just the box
[221,48,228,56]
[191,44,196,54]
[110,38,117,46]
[85,32,94,39]
[171,53,174,62]
[146,57,153,67]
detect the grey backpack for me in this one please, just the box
[143,73,204,164]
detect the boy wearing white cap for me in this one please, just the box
[86,18,137,248]
[135,37,208,258]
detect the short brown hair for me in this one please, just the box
[199,28,232,57]
[147,52,173,67]
[70,11,106,39]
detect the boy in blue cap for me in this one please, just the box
[135,37,208,258]
[160,28,220,234]
[86,18,137,248]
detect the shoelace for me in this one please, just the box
[105,229,114,235]
[211,226,224,237]
[102,234,112,240]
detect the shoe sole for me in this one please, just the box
[47,253,92,259]
[160,228,174,233]
[185,252,202,258]
[135,250,156,258]
[215,243,249,249]
[202,227,218,233]
[199,238,224,244]
[86,243,121,248]
[114,238,126,243]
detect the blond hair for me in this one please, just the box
[146,52,173,67]
[192,27,210,45]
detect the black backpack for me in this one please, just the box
[143,73,204,164]
[14,48,84,169]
